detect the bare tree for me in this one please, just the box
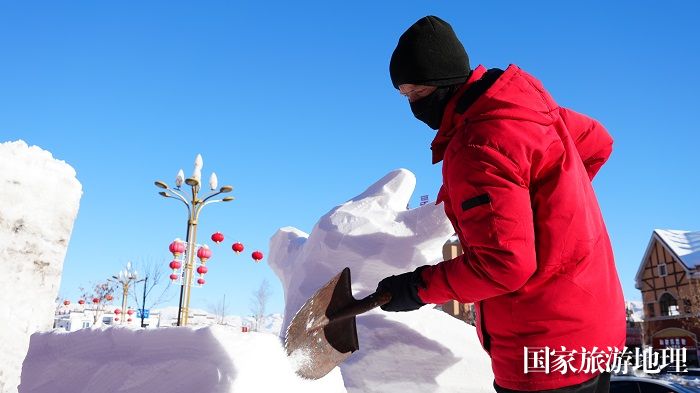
[208,294,230,325]
[79,281,117,326]
[131,258,175,325]
[250,279,271,332]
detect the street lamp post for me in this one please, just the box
[140,275,148,328]
[154,154,234,326]
[109,262,139,325]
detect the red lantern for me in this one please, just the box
[114,317,119,322]
[92,297,100,304]
[114,308,121,315]
[169,239,186,257]
[169,260,182,270]
[127,318,132,322]
[197,245,212,262]
[169,273,179,281]
[252,251,264,262]
[78,299,85,305]
[232,242,244,254]
[211,232,224,244]
[197,278,206,285]
[63,300,70,306]
[197,265,208,275]
[127,309,134,316]
[105,294,113,301]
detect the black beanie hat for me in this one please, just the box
[390,16,471,89]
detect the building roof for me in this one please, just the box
[654,229,700,269]
[635,229,700,289]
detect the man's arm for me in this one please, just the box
[559,107,613,180]
[417,142,537,304]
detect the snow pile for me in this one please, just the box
[19,326,346,393]
[269,169,494,393]
[0,140,82,393]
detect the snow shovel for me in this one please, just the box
[284,267,391,380]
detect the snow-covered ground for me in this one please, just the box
[0,141,82,393]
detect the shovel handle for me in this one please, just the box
[328,290,392,323]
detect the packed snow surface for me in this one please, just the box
[0,140,82,393]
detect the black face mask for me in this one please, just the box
[409,85,461,130]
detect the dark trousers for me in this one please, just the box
[493,372,611,393]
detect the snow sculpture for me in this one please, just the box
[0,140,82,393]
[269,169,495,393]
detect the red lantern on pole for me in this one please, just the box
[252,251,264,263]
[127,309,134,316]
[105,294,113,301]
[92,297,100,304]
[114,317,119,322]
[169,239,186,257]
[197,245,212,263]
[63,300,70,306]
[114,308,122,315]
[196,265,208,275]
[211,232,224,244]
[169,273,179,281]
[197,278,206,285]
[127,318,132,322]
[169,260,181,270]
[78,299,85,305]
[232,242,244,254]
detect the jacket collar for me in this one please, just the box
[430,65,488,164]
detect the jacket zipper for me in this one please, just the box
[480,301,491,353]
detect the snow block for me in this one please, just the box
[19,326,346,393]
[269,169,495,393]
[0,140,82,393]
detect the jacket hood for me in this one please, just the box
[431,64,559,164]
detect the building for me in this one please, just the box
[53,306,161,331]
[635,229,700,366]
[437,236,475,325]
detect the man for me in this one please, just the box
[377,15,626,393]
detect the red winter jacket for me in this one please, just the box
[417,64,626,391]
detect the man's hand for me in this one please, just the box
[376,266,428,312]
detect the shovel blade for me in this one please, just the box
[285,267,358,380]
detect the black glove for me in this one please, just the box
[376,266,428,312]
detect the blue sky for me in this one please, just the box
[1,2,698,316]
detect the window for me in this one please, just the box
[668,305,680,316]
[684,299,692,313]
[81,321,91,329]
[658,264,668,277]
[646,303,656,318]
[659,293,678,316]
